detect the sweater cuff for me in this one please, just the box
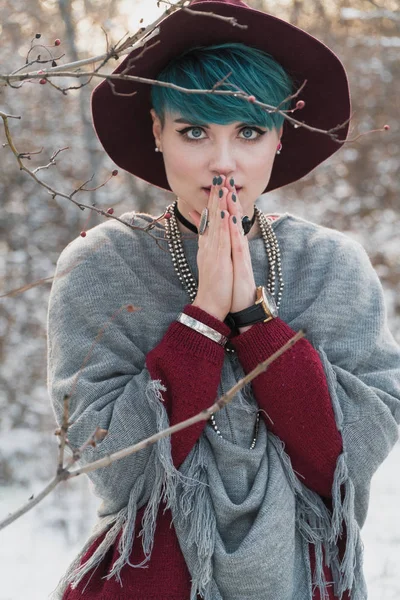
[229,317,298,370]
[158,304,230,365]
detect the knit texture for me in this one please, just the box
[47,211,400,600]
[62,306,342,600]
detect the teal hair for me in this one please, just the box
[150,42,294,131]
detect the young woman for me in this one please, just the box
[48,1,400,599]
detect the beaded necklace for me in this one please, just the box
[163,199,284,449]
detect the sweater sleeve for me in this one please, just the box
[230,318,343,498]
[234,233,400,528]
[145,304,231,467]
[47,228,230,514]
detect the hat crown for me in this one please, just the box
[189,0,250,8]
[91,0,351,194]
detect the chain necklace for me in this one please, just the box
[164,199,284,314]
[163,199,284,449]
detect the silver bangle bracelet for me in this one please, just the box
[176,312,228,346]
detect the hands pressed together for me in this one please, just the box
[190,175,257,324]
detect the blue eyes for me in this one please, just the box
[176,125,266,143]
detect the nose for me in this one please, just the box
[209,141,236,181]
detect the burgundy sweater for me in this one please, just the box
[63,304,349,600]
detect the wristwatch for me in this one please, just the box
[226,286,278,329]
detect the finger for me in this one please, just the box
[208,174,223,223]
[208,176,229,242]
[191,177,219,237]
[226,178,247,226]
[219,209,231,252]
[229,215,245,256]
[192,177,228,241]
[218,177,228,213]
[226,188,243,226]
[229,214,254,280]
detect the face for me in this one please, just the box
[151,108,282,222]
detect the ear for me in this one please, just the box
[150,109,162,147]
[278,125,283,140]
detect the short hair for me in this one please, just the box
[151,42,294,131]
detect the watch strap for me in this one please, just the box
[227,287,275,328]
[230,303,271,327]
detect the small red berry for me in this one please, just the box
[383,124,390,131]
[112,169,118,176]
[54,39,61,46]
[248,95,256,103]
[80,231,87,237]
[39,79,47,85]
[106,207,114,215]
[126,305,135,313]
[296,100,305,109]
[164,212,172,219]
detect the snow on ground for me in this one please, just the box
[0,442,399,600]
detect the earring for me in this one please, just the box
[276,142,282,155]
[155,146,162,153]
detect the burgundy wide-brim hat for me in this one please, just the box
[91,0,351,193]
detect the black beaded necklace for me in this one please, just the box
[174,202,256,235]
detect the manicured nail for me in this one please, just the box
[233,215,237,224]
[221,210,225,218]
[230,178,235,187]
[217,176,223,185]
[232,193,236,202]
[213,176,218,186]
[219,189,223,198]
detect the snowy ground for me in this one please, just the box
[1,442,399,600]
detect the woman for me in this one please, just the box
[48,1,400,599]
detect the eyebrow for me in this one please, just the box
[173,118,257,129]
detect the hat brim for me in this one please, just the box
[91,1,351,193]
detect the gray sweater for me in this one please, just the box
[48,211,400,599]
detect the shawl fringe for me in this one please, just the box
[51,379,363,600]
[175,439,216,600]
[269,434,364,600]
[49,379,190,599]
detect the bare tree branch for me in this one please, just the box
[0,329,304,530]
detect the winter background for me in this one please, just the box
[0,0,399,599]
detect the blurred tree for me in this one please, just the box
[0,0,398,493]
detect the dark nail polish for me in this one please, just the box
[213,176,218,186]
[233,216,237,224]
[221,210,225,219]
[230,178,235,187]
[219,189,223,198]
[232,193,236,202]
[217,176,223,185]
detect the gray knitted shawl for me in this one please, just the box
[48,211,400,600]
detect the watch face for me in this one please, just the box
[260,286,278,317]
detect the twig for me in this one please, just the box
[0,330,304,530]
[0,110,171,252]
[32,147,69,173]
[69,331,305,476]
[1,70,353,142]
[2,0,245,82]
